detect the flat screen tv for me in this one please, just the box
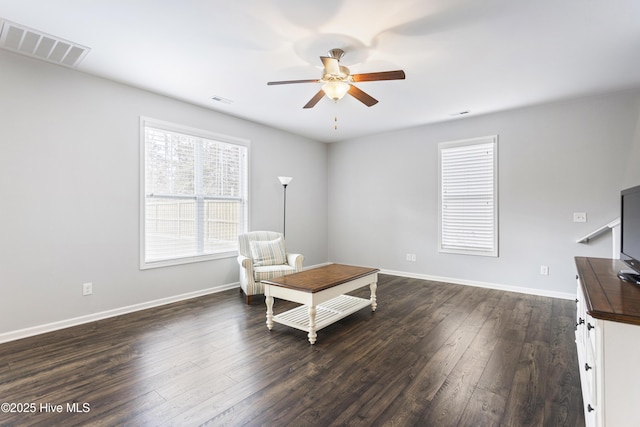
[619,184,640,284]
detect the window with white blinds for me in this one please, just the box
[438,136,498,257]
[140,117,249,269]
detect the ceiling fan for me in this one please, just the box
[267,48,406,109]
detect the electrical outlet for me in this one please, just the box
[82,282,93,296]
[540,266,549,276]
[406,253,417,262]
[573,212,587,223]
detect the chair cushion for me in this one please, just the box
[254,264,297,281]
[250,237,286,266]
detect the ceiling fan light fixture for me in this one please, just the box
[267,48,404,109]
[322,81,350,101]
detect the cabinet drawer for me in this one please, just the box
[584,401,597,427]
[585,313,597,355]
[583,342,598,426]
[584,340,597,401]
[576,281,587,347]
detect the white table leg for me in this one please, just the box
[370,281,377,311]
[266,295,274,330]
[308,305,317,344]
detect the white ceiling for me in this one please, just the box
[2,0,640,142]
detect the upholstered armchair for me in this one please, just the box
[237,231,303,304]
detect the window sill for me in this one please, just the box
[140,250,238,270]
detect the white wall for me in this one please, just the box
[626,107,640,188]
[328,90,640,297]
[0,50,328,336]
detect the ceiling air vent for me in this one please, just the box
[0,19,90,68]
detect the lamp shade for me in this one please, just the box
[322,81,350,101]
[278,176,293,186]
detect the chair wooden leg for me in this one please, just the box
[240,288,253,305]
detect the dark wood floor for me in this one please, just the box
[0,274,584,426]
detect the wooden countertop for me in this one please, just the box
[575,257,640,325]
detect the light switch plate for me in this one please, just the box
[82,282,93,296]
[573,212,587,223]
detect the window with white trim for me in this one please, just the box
[438,135,498,257]
[140,117,249,269]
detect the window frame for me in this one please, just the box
[438,135,498,257]
[139,116,250,269]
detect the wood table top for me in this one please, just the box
[575,257,640,325]
[262,263,379,293]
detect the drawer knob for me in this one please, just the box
[587,323,594,331]
[576,318,585,326]
[588,404,595,412]
[575,298,579,304]
[585,363,592,371]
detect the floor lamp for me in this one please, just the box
[278,176,292,238]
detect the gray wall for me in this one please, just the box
[328,90,640,296]
[0,50,328,336]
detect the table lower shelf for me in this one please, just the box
[273,294,371,332]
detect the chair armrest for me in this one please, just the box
[237,255,253,270]
[287,253,304,270]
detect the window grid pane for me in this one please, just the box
[142,120,248,267]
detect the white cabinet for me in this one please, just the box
[575,282,599,427]
[575,257,640,427]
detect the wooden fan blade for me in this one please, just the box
[351,70,406,82]
[303,90,326,109]
[267,79,320,85]
[321,56,340,75]
[348,85,378,107]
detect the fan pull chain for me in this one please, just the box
[334,115,338,130]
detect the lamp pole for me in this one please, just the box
[278,176,293,238]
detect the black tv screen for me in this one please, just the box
[620,184,640,282]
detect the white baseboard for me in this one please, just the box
[379,268,575,300]
[0,282,240,345]
[303,262,331,270]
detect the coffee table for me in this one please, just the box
[262,264,379,344]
